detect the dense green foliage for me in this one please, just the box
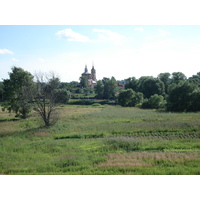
[167,81,200,112]
[171,72,187,84]
[55,89,71,104]
[157,72,171,94]
[0,82,4,101]
[79,76,88,88]
[102,77,118,99]
[122,71,200,112]
[95,80,104,99]
[188,72,200,86]
[141,94,166,109]
[190,89,200,111]
[125,77,138,91]
[118,89,143,107]
[138,76,165,98]
[2,67,35,118]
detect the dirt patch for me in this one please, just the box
[34,131,50,137]
[97,152,152,167]
[97,152,200,168]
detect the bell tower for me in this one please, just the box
[84,64,88,73]
[91,62,96,81]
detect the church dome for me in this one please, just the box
[82,71,91,75]
[82,65,91,75]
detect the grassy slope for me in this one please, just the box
[0,105,200,175]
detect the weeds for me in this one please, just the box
[0,105,200,174]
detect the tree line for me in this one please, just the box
[94,71,200,112]
[1,67,200,126]
[119,72,200,111]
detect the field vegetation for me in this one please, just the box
[1,104,200,175]
[1,67,200,175]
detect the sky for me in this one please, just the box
[1,25,200,82]
[1,0,200,198]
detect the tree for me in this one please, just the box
[118,89,134,107]
[75,88,84,94]
[157,72,171,94]
[142,94,166,109]
[84,86,94,96]
[103,77,118,99]
[0,82,4,101]
[149,94,166,109]
[171,72,187,84]
[118,89,143,107]
[95,80,104,99]
[34,72,60,126]
[188,72,200,87]
[125,77,138,91]
[80,76,88,88]
[55,89,71,104]
[2,67,34,118]
[135,92,144,106]
[138,76,165,98]
[189,89,200,111]
[59,81,79,94]
[166,81,197,112]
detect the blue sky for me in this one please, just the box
[1,25,200,82]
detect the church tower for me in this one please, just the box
[82,64,91,79]
[81,62,97,87]
[84,65,88,73]
[91,62,96,82]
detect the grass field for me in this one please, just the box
[0,104,200,175]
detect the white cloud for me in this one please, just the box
[144,36,153,40]
[0,49,14,54]
[93,29,125,45]
[38,58,45,62]
[68,52,82,57]
[12,58,19,62]
[134,27,144,32]
[157,29,170,37]
[55,28,90,42]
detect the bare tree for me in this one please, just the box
[34,72,60,127]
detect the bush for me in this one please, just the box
[141,99,151,109]
[188,90,200,111]
[148,94,166,109]
[166,81,198,112]
[55,89,71,104]
[118,89,143,107]
[142,94,166,109]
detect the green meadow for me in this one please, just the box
[0,104,200,175]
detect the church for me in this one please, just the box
[81,63,97,87]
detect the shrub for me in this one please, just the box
[189,90,200,111]
[141,99,151,109]
[142,94,166,109]
[55,89,71,104]
[166,81,198,112]
[118,89,143,107]
[148,94,166,109]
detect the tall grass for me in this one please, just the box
[0,105,200,174]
